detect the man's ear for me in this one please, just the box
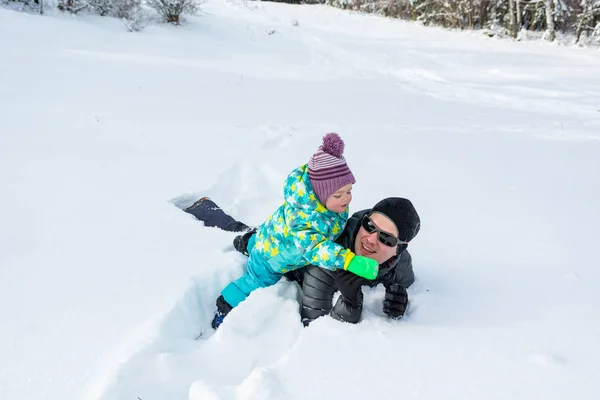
[396,243,408,255]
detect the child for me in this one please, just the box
[212,133,379,329]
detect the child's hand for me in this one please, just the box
[345,255,379,280]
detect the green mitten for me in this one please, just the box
[345,255,379,280]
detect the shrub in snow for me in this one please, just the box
[517,27,531,41]
[121,3,147,32]
[146,0,199,24]
[376,0,413,19]
[113,0,140,18]
[112,0,147,31]
[88,0,112,15]
[2,0,43,12]
[482,20,511,38]
[57,0,87,13]
[85,0,145,31]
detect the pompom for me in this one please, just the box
[321,133,345,158]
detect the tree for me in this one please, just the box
[575,0,600,43]
[544,0,557,40]
[516,0,522,31]
[509,0,517,37]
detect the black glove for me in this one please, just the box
[383,284,408,319]
[335,270,367,309]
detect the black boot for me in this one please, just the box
[211,295,233,329]
[233,228,257,256]
[184,197,250,232]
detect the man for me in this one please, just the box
[184,196,420,326]
[299,197,420,325]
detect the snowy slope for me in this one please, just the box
[1,2,600,400]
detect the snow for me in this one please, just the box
[1,1,600,400]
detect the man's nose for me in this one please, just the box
[365,232,378,245]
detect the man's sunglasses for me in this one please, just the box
[361,214,408,248]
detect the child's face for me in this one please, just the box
[325,184,353,213]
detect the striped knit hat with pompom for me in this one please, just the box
[308,133,356,205]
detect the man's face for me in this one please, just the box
[354,212,399,264]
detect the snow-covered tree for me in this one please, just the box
[413,0,461,27]
[313,0,598,41]
[516,0,522,30]
[575,0,600,42]
[508,0,517,36]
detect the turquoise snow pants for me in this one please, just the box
[221,235,283,308]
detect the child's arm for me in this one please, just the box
[290,225,378,280]
[291,225,349,270]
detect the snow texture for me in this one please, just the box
[1,1,600,400]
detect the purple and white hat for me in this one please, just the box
[308,133,356,205]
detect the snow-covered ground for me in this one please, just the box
[1,2,600,400]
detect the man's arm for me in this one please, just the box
[382,250,415,319]
[330,270,366,324]
[300,266,337,326]
[385,250,415,289]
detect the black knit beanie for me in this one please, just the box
[371,197,421,243]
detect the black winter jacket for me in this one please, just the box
[300,209,415,325]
